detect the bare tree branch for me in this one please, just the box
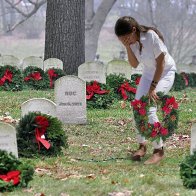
[4,0,28,17]
[4,0,47,31]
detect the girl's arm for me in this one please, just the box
[125,46,139,68]
[119,37,139,68]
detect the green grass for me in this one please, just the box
[0,89,196,196]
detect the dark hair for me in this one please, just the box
[115,16,164,53]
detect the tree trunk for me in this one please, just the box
[85,0,116,62]
[44,0,85,75]
[0,0,7,33]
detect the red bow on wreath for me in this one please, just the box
[0,170,20,185]
[118,82,137,100]
[34,115,51,150]
[48,69,58,88]
[0,69,13,86]
[24,71,42,81]
[86,81,109,100]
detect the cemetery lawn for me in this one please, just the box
[0,89,196,196]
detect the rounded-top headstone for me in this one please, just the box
[21,98,56,117]
[44,58,64,71]
[106,59,132,79]
[0,55,21,68]
[55,75,87,124]
[22,56,43,70]
[0,122,18,158]
[78,62,106,83]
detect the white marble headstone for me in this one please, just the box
[55,76,87,124]
[106,59,132,79]
[0,122,18,158]
[44,58,64,71]
[21,98,56,117]
[0,55,21,68]
[22,56,43,70]
[78,62,106,84]
[191,123,196,155]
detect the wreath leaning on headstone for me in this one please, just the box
[180,152,196,189]
[106,74,137,101]
[45,68,65,88]
[131,92,179,142]
[17,112,68,157]
[0,150,34,192]
[0,65,23,91]
[86,80,114,109]
[23,66,49,90]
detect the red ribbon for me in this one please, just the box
[0,170,20,185]
[0,69,13,86]
[34,116,50,150]
[48,69,58,88]
[86,81,109,100]
[24,71,42,81]
[118,82,137,100]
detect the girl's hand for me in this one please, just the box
[148,87,159,102]
[118,36,131,48]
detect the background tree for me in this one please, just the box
[85,0,117,61]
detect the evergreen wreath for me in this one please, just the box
[106,74,136,101]
[86,80,114,109]
[45,68,65,88]
[180,152,196,189]
[188,73,196,87]
[131,92,179,142]
[172,73,186,91]
[0,65,23,91]
[131,73,142,86]
[23,66,49,90]
[0,150,34,192]
[17,112,68,157]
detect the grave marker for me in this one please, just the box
[0,122,18,158]
[55,76,87,124]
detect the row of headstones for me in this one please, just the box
[0,55,144,76]
[0,55,63,70]
[78,60,143,83]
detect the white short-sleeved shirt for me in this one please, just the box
[130,30,176,80]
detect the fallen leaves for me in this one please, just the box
[104,118,132,127]
[108,190,132,196]
[0,115,18,125]
[35,168,52,176]
[86,173,96,180]
[165,133,190,149]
